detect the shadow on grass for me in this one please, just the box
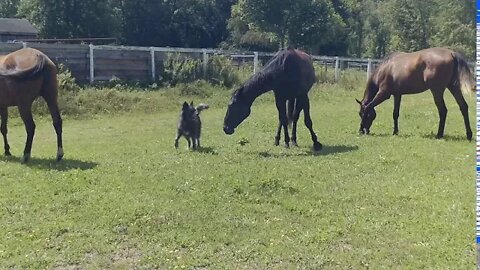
[367,132,414,138]
[1,156,98,171]
[258,144,358,158]
[421,133,470,142]
[194,146,218,155]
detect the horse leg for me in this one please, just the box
[393,95,402,135]
[291,98,302,147]
[186,137,191,149]
[0,107,11,156]
[44,97,64,161]
[301,95,322,152]
[431,89,447,139]
[274,123,281,146]
[448,86,472,140]
[174,132,182,149]
[18,105,35,163]
[275,96,290,148]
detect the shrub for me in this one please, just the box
[161,53,244,87]
[57,64,81,92]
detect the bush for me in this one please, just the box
[57,64,81,92]
[162,53,203,85]
[161,53,244,87]
[206,55,240,87]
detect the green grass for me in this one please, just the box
[0,83,475,269]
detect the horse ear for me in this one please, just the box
[355,98,362,105]
[190,101,194,107]
[182,102,189,110]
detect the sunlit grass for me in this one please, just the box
[0,83,475,268]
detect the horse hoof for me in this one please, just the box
[291,141,298,147]
[56,148,64,161]
[467,132,473,141]
[21,154,30,164]
[284,143,290,149]
[435,135,443,140]
[274,138,280,146]
[313,142,322,152]
[5,151,11,156]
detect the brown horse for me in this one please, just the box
[357,47,474,140]
[0,48,63,163]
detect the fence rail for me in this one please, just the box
[0,42,474,84]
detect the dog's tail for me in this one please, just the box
[195,103,209,113]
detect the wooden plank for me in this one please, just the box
[94,49,150,59]
[95,64,149,71]
[95,59,149,69]
[26,43,89,50]
[95,70,149,81]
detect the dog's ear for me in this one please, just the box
[182,101,189,110]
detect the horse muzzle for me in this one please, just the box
[223,126,234,135]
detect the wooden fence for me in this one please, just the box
[0,42,474,84]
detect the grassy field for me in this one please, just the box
[0,82,475,269]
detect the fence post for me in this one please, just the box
[22,42,27,48]
[253,52,259,74]
[367,58,372,81]
[334,56,339,82]
[202,49,208,78]
[150,47,156,81]
[89,44,95,84]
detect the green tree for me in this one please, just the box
[386,0,433,52]
[0,0,20,17]
[229,0,346,55]
[18,0,119,38]
[119,0,235,47]
[430,0,475,58]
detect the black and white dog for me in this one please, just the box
[174,101,209,149]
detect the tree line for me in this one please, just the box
[0,0,475,58]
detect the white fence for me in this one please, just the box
[0,42,474,84]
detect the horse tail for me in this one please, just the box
[451,51,475,96]
[195,103,209,113]
[286,98,295,127]
[0,53,46,80]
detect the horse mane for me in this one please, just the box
[362,52,402,103]
[370,52,401,79]
[241,49,291,93]
[0,53,46,79]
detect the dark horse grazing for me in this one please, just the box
[0,48,63,163]
[223,48,322,151]
[357,47,474,140]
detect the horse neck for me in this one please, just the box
[242,72,273,104]
[362,78,378,105]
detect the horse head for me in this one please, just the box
[223,87,251,135]
[356,98,376,134]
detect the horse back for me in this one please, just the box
[281,49,316,92]
[379,48,454,94]
[0,48,55,79]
